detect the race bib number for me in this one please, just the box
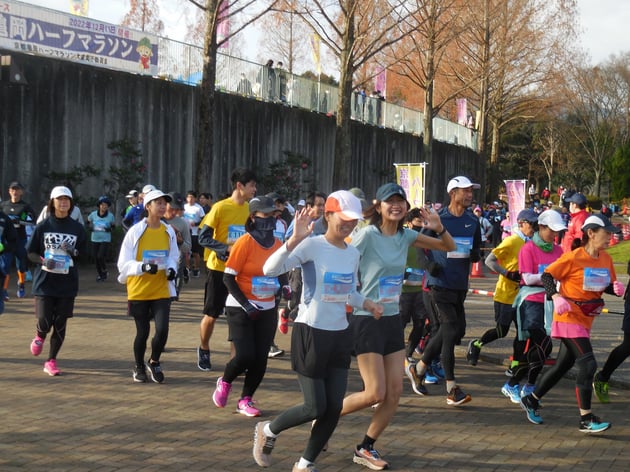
[404,267,425,286]
[227,225,246,244]
[142,250,167,270]
[537,263,549,273]
[321,272,354,302]
[378,274,403,303]
[251,276,280,298]
[43,249,72,274]
[583,268,610,292]
[447,237,472,259]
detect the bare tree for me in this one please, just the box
[258,0,312,74]
[385,0,468,197]
[121,0,165,34]
[563,58,630,196]
[187,0,279,191]
[293,0,420,188]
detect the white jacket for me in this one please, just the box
[117,218,180,298]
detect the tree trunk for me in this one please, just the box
[332,2,355,190]
[195,0,219,192]
[423,46,435,198]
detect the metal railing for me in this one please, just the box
[157,37,477,151]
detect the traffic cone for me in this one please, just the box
[609,233,618,246]
[470,261,484,278]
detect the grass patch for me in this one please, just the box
[606,239,630,266]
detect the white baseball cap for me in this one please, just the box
[325,190,364,221]
[142,184,156,194]
[537,210,566,231]
[50,186,73,199]
[143,189,172,205]
[447,176,480,193]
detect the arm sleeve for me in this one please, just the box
[198,225,228,260]
[484,252,505,275]
[541,272,557,299]
[223,272,250,309]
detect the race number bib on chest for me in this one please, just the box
[321,272,354,302]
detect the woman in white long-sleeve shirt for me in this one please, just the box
[117,189,179,384]
[252,190,383,472]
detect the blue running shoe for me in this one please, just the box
[17,283,25,299]
[501,382,521,404]
[431,359,445,379]
[579,415,610,433]
[424,370,439,384]
[520,394,543,425]
[520,383,535,399]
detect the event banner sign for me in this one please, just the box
[0,0,158,75]
[504,179,526,232]
[395,163,426,209]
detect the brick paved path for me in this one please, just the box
[1,271,629,471]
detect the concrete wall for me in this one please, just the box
[0,52,483,210]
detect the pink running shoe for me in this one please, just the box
[30,336,44,356]
[212,376,232,408]
[43,359,60,376]
[237,396,261,417]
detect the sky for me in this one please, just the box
[16,0,630,65]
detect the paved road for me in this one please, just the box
[1,269,629,471]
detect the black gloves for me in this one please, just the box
[142,263,158,274]
[166,268,177,281]
[505,271,521,282]
[245,301,264,320]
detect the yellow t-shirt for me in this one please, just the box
[491,234,526,305]
[199,197,250,272]
[127,227,171,300]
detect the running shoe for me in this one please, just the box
[2,289,9,302]
[501,382,521,404]
[133,364,147,383]
[278,308,289,334]
[579,415,611,433]
[146,361,164,383]
[17,283,25,299]
[520,383,535,399]
[182,267,190,283]
[593,371,610,403]
[237,396,261,417]
[192,269,200,278]
[466,339,481,366]
[431,359,445,379]
[353,446,389,470]
[197,346,211,371]
[253,420,276,467]
[447,386,471,406]
[268,344,284,358]
[212,376,232,408]
[292,462,319,472]
[424,369,439,385]
[520,394,543,424]
[30,335,44,356]
[43,359,60,376]
[404,359,428,396]
[25,270,33,282]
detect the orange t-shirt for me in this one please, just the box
[225,233,283,302]
[545,247,616,331]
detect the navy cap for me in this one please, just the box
[582,214,620,234]
[375,183,406,202]
[517,209,538,223]
[566,193,587,205]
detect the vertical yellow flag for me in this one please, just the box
[69,0,89,16]
[395,163,426,208]
[310,33,321,75]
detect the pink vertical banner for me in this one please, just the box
[504,179,526,231]
[217,0,230,48]
[374,67,386,95]
[456,98,467,126]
